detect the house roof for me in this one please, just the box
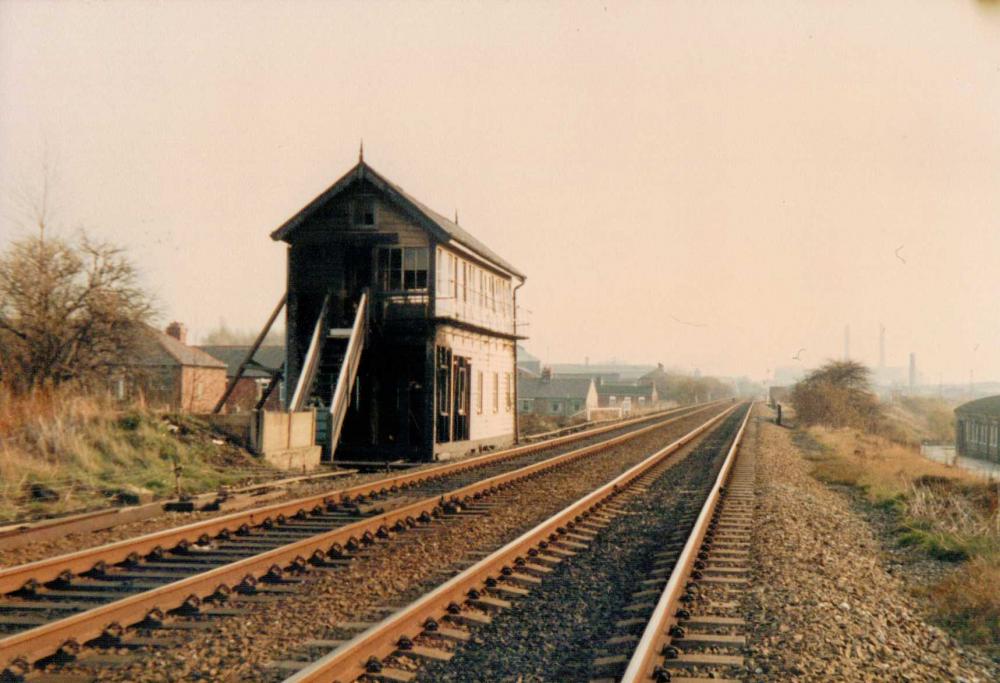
[518,376,593,401]
[199,345,285,378]
[550,363,655,381]
[130,327,227,369]
[955,395,1000,417]
[516,345,539,363]
[270,160,525,279]
[596,382,656,398]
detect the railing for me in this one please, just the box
[288,294,331,412]
[328,291,368,453]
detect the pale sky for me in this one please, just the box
[2,1,999,383]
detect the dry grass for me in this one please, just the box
[805,427,986,501]
[0,386,268,522]
[800,425,1000,653]
[925,559,1000,656]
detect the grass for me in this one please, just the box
[0,386,271,522]
[798,424,1000,655]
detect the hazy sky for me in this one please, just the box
[2,1,999,383]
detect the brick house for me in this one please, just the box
[115,322,228,413]
[198,345,285,413]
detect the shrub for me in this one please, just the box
[791,360,882,431]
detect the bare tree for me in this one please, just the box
[0,232,153,391]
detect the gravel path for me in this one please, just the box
[0,411,697,569]
[50,409,724,681]
[413,408,747,683]
[745,405,1000,682]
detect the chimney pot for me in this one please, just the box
[166,321,188,344]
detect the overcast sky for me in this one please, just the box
[2,1,998,383]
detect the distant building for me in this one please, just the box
[774,366,806,386]
[114,323,228,413]
[768,385,792,407]
[198,345,285,413]
[517,370,598,418]
[955,396,1000,463]
[549,362,655,382]
[595,380,658,413]
[517,345,541,375]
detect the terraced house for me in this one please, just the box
[271,153,526,462]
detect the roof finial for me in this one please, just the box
[454,209,459,225]
[359,139,364,163]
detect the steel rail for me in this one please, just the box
[283,403,745,683]
[0,403,729,672]
[619,403,753,683]
[0,402,718,596]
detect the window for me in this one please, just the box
[353,196,375,226]
[436,347,451,417]
[492,372,499,413]
[378,247,428,291]
[638,396,646,405]
[504,373,512,412]
[609,395,617,406]
[475,371,484,415]
[519,399,533,412]
[551,401,561,413]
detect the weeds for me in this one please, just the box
[799,423,1000,657]
[0,385,270,522]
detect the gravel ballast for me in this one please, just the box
[49,408,728,681]
[413,407,748,683]
[745,405,1000,682]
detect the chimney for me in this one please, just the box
[908,352,916,389]
[541,366,552,382]
[166,321,188,345]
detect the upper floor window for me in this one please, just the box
[352,196,375,226]
[378,247,428,291]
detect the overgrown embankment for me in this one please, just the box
[0,388,272,523]
[797,426,1000,655]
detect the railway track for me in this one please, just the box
[268,403,751,683]
[0,402,728,679]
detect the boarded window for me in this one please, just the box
[492,372,499,413]
[475,371,484,415]
[504,372,512,412]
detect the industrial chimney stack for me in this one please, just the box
[878,324,885,370]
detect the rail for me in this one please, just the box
[284,404,743,682]
[619,403,753,683]
[0,403,727,672]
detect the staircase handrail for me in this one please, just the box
[288,293,331,412]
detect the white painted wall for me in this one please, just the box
[436,324,516,445]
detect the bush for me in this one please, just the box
[791,360,882,431]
